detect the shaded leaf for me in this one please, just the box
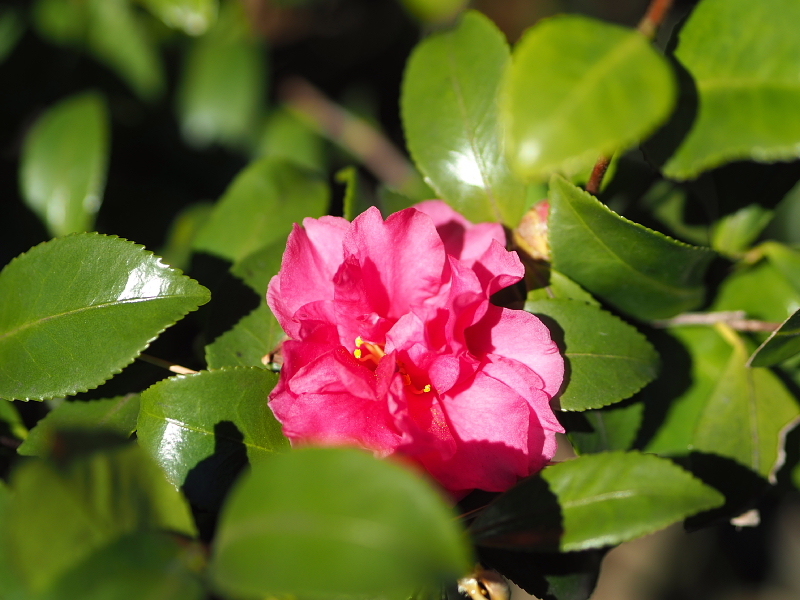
[400,0,467,23]
[177,1,265,149]
[18,394,140,456]
[402,10,527,225]
[502,15,675,181]
[525,269,599,306]
[664,0,800,179]
[525,299,658,410]
[20,92,109,237]
[0,399,27,442]
[761,241,800,297]
[205,304,284,369]
[567,402,644,455]
[712,260,800,323]
[193,157,329,262]
[159,202,214,271]
[646,326,800,479]
[137,368,288,492]
[257,107,326,172]
[39,531,205,600]
[210,446,472,599]
[471,451,723,552]
[338,165,373,221]
[748,309,800,367]
[4,443,195,594]
[549,175,714,320]
[711,204,773,256]
[0,233,210,400]
[231,238,285,296]
[137,0,218,35]
[0,7,23,63]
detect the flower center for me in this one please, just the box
[353,336,432,395]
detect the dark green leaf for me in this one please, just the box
[257,107,327,172]
[338,165,373,221]
[502,15,675,181]
[0,399,27,442]
[0,7,23,63]
[712,260,800,323]
[664,0,800,179]
[177,1,265,149]
[18,394,140,457]
[205,304,284,369]
[137,0,218,35]
[525,269,599,306]
[159,202,214,271]
[0,233,210,400]
[646,326,800,479]
[231,238,285,296]
[32,0,88,45]
[549,175,714,320]
[567,402,644,454]
[711,204,773,256]
[39,531,206,600]
[748,309,800,367]
[210,446,472,599]
[193,157,329,262]
[137,368,288,492]
[402,10,527,225]
[472,451,723,552]
[761,241,800,297]
[525,299,658,410]
[20,92,109,237]
[400,0,467,23]
[4,443,195,593]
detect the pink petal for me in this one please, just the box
[471,239,525,297]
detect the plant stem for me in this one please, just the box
[585,0,676,195]
[138,353,197,375]
[652,311,780,332]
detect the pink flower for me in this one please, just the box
[267,202,564,496]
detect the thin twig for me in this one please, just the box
[652,311,780,332]
[585,156,611,195]
[279,77,417,191]
[138,353,197,375]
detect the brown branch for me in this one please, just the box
[652,311,780,333]
[138,353,197,375]
[585,156,611,195]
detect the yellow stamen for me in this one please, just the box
[354,348,362,359]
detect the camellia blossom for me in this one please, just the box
[267,202,564,496]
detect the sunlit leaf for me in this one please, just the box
[549,175,714,320]
[193,157,329,263]
[525,299,658,410]
[502,15,675,181]
[712,260,800,323]
[0,233,210,400]
[18,394,140,456]
[402,10,527,225]
[137,0,218,35]
[663,0,800,179]
[712,204,773,256]
[525,269,599,306]
[231,238,284,296]
[205,304,284,369]
[471,451,724,552]
[257,107,326,172]
[211,447,472,598]
[20,92,109,237]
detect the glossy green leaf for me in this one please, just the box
[646,326,800,479]
[402,10,527,225]
[525,299,658,410]
[712,205,773,256]
[400,0,467,23]
[568,402,644,455]
[231,238,284,296]
[40,531,205,600]
[211,446,472,598]
[257,107,326,172]
[0,233,210,400]
[18,394,140,457]
[471,451,723,552]
[664,0,800,179]
[748,309,800,367]
[20,92,109,237]
[137,0,218,35]
[177,1,265,149]
[525,269,599,306]
[193,157,329,262]
[5,443,195,593]
[205,304,284,369]
[87,0,165,101]
[138,368,288,491]
[502,15,675,181]
[549,175,714,320]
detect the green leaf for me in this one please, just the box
[525,269,599,306]
[646,326,800,479]
[0,399,27,442]
[193,157,329,262]
[39,531,206,600]
[567,402,644,455]
[20,92,109,237]
[401,10,527,225]
[137,0,218,35]
[501,15,675,181]
[18,394,140,457]
[525,299,658,410]
[86,0,165,101]
[32,0,88,46]
[712,260,800,323]
[748,309,800,367]
[137,368,288,492]
[338,165,373,221]
[231,238,285,296]
[5,443,195,593]
[712,204,774,256]
[210,446,472,599]
[0,7,23,63]
[663,0,800,179]
[257,107,327,172]
[549,175,714,320]
[761,241,800,297]
[177,1,265,149]
[159,202,214,271]
[205,304,284,369]
[399,0,467,23]
[0,233,210,400]
[471,451,723,552]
